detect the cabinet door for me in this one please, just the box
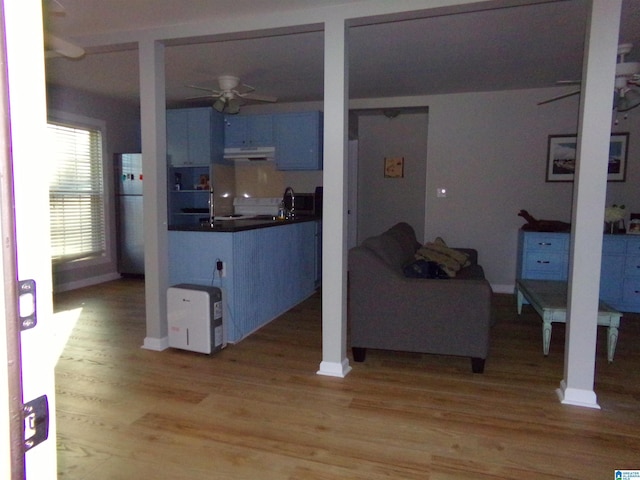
[187,108,212,164]
[247,114,273,145]
[224,114,273,147]
[166,109,189,165]
[275,111,322,170]
[224,115,247,147]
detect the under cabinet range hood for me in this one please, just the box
[223,146,275,161]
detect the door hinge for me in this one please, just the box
[18,279,36,331]
[23,395,49,451]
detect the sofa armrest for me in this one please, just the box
[455,248,478,265]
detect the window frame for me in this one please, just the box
[47,110,113,272]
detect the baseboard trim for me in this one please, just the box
[491,283,515,294]
[142,336,169,351]
[54,272,122,293]
[556,380,600,409]
[317,359,352,378]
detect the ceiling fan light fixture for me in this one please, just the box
[227,98,241,115]
[213,97,226,112]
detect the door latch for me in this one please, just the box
[23,395,49,451]
[18,279,36,331]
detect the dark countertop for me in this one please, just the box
[168,215,320,233]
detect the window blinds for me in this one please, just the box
[48,122,106,264]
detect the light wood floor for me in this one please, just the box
[54,278,640,479]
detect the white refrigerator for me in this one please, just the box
[114,153,144,275]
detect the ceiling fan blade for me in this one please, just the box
[45,33,85,58]
[537,89,581,105]
[556,80,581,85]
[185,85,222,95]
[238,92,278,103]
[184,95,222,101]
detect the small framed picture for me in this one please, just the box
[384,157,404,178]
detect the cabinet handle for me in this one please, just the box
[538,242,552,246]
[537,260,551,264]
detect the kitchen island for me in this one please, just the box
[168,216,320,343]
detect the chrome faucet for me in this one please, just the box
[209,187,215,227]
[283,186,295,219]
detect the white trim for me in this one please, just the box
[317,359,352,378]
[47,109,114,273]
[556,380,601,409]
[53,272,121,293]
[142,336,169,351]
[491,283,515,295]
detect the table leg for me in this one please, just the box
[607,325,619,363]
[542,317,552,356]
[517,288,524,315]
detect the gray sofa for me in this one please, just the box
[348,222,493,373]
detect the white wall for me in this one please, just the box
[356,111,428,242]
[351,86,640,292]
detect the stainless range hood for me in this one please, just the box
[223,146,275,161]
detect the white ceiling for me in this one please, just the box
[44,0,640,108]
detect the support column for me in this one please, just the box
[559,0,621,408]
[317,17,351,377]
[139,39,170,351]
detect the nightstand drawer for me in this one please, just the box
[524,233,568,253]
[623,278,640,305]
[624,256,640,277]
[522,253,566,277]
[626,238,640,255]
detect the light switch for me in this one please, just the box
[436,188,447,198]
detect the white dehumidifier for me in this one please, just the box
[167,284,225,354]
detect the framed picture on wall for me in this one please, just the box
[546,133,628,182]
[384,157,404,178]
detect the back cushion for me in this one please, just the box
[362,233,408,269]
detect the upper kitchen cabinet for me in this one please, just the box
[224,114,273,148]
[167,107,224,166]
[274,111,323,170]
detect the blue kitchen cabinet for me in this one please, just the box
[274,111,323,170]
[167,108,213,165]
[168,221,317,342]
[223,114,273,148]
[166,107,224,226]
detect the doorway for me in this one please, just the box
[349,108,429,243]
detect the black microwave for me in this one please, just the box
[293,189,322,217]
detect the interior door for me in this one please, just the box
[2,0,57,477]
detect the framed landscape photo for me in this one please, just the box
[546,133,628,182]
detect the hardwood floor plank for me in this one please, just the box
[54,278,640,479]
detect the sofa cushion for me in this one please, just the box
[362,223,419,268]
[403,259,449,279]
[415,237,470,277]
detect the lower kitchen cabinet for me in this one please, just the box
[168,221,317,342]
[517,230,640,312]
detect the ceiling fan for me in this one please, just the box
[538,43,640,112]
[185,75,277,114]
[44,0,85,58]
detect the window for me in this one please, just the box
[48,121,106,264]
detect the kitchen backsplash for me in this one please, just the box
[212,162,322,215]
